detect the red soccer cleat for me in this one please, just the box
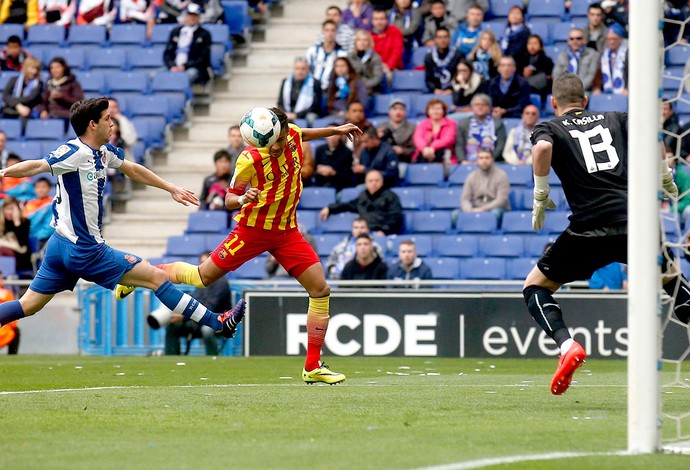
[551,341,586,395]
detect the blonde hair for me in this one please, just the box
[353,29,372,50]
[468,30,502,65]
[22,56,41,71]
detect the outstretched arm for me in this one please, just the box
[0,159,50,178]
[118,160,199,206]
[302,123,363,143]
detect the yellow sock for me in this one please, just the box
[306,296,329,370]
[158,262,205,288]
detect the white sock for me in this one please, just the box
[560,338,574,356]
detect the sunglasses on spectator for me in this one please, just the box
[569,36,584,40]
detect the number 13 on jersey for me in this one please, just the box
[569,125,620,173]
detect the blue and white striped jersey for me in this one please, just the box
[45,139,125,245]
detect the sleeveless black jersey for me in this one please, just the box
[530,108,628,232]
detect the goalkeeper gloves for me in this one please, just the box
[532,174,556,231]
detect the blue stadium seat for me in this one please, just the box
[479,235,525,257]
[412,93,453,117]
[548,171,562,187]
[87,48,127,72]
[489,0,524,18]
[433,234,479,257]
[425,257,460,279]
[74,70,106,94]
[663,76,682,95]
[543,44,565,63]
[204,233,227,252]
[0,255,17,276]
[151,70,191,98]
[300,187,336,209]
[482,20,506,40]
[500,211,533,234]
[550,21,585,45]
[205,23,232,51]
[569,0,595,18]
[411,46,431,68]
[391,70,427,92]
[426,187,462,210]
[588,94,628,112]
[501,164,533,186]
[391,187,427,210]
[313,234,345,257]
[460,257,506,280]
[130,140,146,164]
[0,24,23,43]
[447,164,476,186]
[46,47,87,71]
[24,119,64,140]
[527,0,565,19]
[0,71,18,92]
[131,116,167,148]
[231,256,267,280]
[223,0,252,39]
[150,24,176,46]
[527,22,550,45]
[503,117,521,133]
[166,234,207,257]
[26,24,65,46]
[6,141,42,160]
[509,189,524,211]
[128,47,165,72]
[317,212,357,233]
[524,234,557,257]
[110,24,147,46]
[405,163,445,186]
[296,210,318,233]
[106,71,149,95]
[338,186,362,203]
[542,211,571,234]
[506,257,538,280]
[211,44,227,76]
[187,211,228,233]
[667,45,690,67]
[128,95,170,119]
[41,140,64,156]
[373,94,413,116]
[543,93,555,116]
[388,234,434,257]
[67,25,107,47]
[409,210,453,233]
[0,119,22,140]
[456,211,498,233]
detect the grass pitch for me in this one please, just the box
[1,356,689,469]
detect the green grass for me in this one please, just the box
[0,356,689,469]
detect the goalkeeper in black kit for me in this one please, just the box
[521,73,690,395]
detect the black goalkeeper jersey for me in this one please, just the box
[530,108,628,232]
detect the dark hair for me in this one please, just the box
[363,126,378,139]
[588,2,604,12]
[353,217,368,226]
[552,73,585,109]
[269,107,289,136]
[34,177,52,186]
[213,149,232,162]
[322,19,338,29]
[327,57,362,112]
[356,233,372,241]
[6,35,21,45]
[70,97,109,137]
[326,5,342,14]
[6,153,21,163]
[430,0,446,6]
[49,57,71,78]
[527,34,544,50]
[435,27,450,36]
[347,100,365,111]
[228,125,240,133]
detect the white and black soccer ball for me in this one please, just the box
[239,107,281,148]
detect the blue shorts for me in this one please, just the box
[30,233,142,295]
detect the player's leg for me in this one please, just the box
[0,288,55,326]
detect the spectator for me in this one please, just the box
[487,55,531,119]
[377,98,416,164]
[451,3,484,56]
[2,56,42,120]
[37,0,75,25]
[421,0,457,46]
[424,27,464,95]
[0,35,29,71]
[325,217,384,279]
[342,100,371,160]
[156,0,186,24]
[673,155,690,222]
[460,148,510,220]
[387,239,433,282]
[23,177,54,249]
[663,102,681,156]
[499,5,530,59]
[266,225,318,278]
[467,30,502,80]
[163,3,212,84]
[447,0,488,23]
[413,97,457,164]
[354,126,399,187]
[0,197,31,275]
[198,0,224,24]
[277,57,323,126]
[0,272,18,354]
[325,57,369,119]
[348,29,384,95]
[321,5,355,53]
[370,8,404,84]
[320,169,403,235]
[314,123,355,191]
[39,57,84,122]
[341,233,388,282]
[200,150,233,211]
[23,177,53,217]
[108,97,137,149]
[388,0,422,64]
[450,58,488,113]
[119,0,155,25]
[502,104,539,165]
[585,2,607,53]
[0,0,38,25]
[589,263,627,290]
[227,124,244,160]
[515,34,553,100]
[0,131,9,169]
[76,0,116,26]
[455,93,507,163]
[1,154,30,192]
[301,139,315,185]
[306,19,348,91]
[593,24,628,96]
[552,27,601,92]
[342,0,373,31]
[601,0,628,32]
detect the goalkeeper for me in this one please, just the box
[522,73,690,395]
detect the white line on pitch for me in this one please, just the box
[415,450,630,470]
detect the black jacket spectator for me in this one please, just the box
[327,186,403,235]
[341,254,388,281]
[487,73,531,118]
[314,140,354,191]
[163,23,212,83]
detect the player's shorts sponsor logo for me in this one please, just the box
[218,249,228,260]
[124,254,138,263]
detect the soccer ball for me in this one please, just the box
[239,107,281,148]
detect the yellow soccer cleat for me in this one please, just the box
[302,362,346,385]
[115,284,136,300]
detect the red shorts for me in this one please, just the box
[210,225,320,278]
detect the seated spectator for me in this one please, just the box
[306,20,348,91]
[266,225,317,278]
[487,56,531,119]
[451,3,484,56]
[119,0,155,25]
[455,93,507,163]
[227,125,244,160]
[348,29,384,95]
[2,56,42,120]
[593,24,628,96]
[325,217,384,279]
[354,126,399,187]
[601,0,628,33]
[325,57,369,119]
[370,8,404,84]
[377,98,416,164]
[1,155,30,192]
[321,5,355,53]
[301,139,315,185]
[0,0,38,25]
[425,27,464,95]
[450,58,488,113]
[0,197,31,275]
[413,97,457,164]
[156,0,186,24]
[515,34,553,100]
[0,35,29,71]
[341,233,388,281]
[22,177,53,217]
[39,57,84,122]
[200,150,233,211]
[467,30,502,80]
[76,0,116,27]
[108,97,137,149]
[446,0,488,22]
[342,100,371,160]
[277,57,323,126]
[320,169,403,235]
[552,27,601,93]
[499,5,530,59]
[589,263,627,290]
[38,0,76,25]
[663,102,681,156]
[314,123,354,191]
[0,131,9,169]
[387,239,433,282]
[421,0,457,46]
[342,0,373,31]
[460,148,510,220]
[23,177,54,249]
[163,4,212,84]
[585,2,607,53]
[388,0,422,64]
[502,104,539,165]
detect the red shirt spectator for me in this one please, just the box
[370,9,403,78]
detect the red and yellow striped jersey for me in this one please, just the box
[228,124,304,231]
